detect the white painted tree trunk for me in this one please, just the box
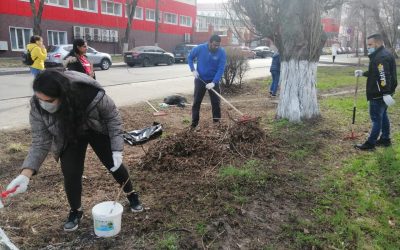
[277,60,319,122]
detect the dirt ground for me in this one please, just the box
[0,80,351,249]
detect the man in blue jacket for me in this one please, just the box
[187,34,227,130]
[269,51,280,97]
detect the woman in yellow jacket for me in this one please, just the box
[26,35,47,77]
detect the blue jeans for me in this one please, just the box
[368,99,390,144]
[270,70,280,95]
[30,67,42,77]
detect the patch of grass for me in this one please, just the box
[218,159,268,187]
[308,132,400,249]
[156,233,178,250]
[111,55,123,63]
[7,143,26,153]
[181,117,191,125]
[289,149,309,161]
[317,66,358,90]
[320,95,370,127]
[195,222,207,235]
[0,57,24,68]
[223,203,235,215]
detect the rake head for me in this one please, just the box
[153,111,168,116]
[235,115,259,124]
[343,131,360,140]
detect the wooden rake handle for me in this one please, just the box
[145,100,159,112]
[209,88,244,116]
[198,77,244,116]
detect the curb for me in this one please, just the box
[2,61,391,76]
[0,63,128,76]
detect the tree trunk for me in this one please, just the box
[30,0,44,35]
[371,8,393,50]
[277,60,319,121]
[155,0,159,45]
[123,0,138,50]
[275,0,325,121]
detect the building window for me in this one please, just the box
[180,15,192,27]
[47,30,67,45]
[146,8,155,21]
[45,0,69,8]
[125,5,143,20]
[9,27,32,51]
[73,0,97,12]
[164,12,177,25]
[101,0,122,16]
[74,26,118,43]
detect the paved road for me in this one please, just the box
[0,58,272,130]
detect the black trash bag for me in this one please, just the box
[163,95,187,108]
[123,122,163,145]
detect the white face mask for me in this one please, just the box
[38,99,60,113]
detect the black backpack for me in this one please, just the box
[22,49,35,65]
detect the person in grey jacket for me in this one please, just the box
[5,69,143,232]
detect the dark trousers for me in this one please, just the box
[60,130,133,210]
[191,78,221,127]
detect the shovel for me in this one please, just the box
[198,78,258,123]
[345,58,361,140]
[145,100,167,116]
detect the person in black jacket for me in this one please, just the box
[354,33,397,150]
[64,38,95,79]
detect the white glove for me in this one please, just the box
[354,70,363,77]
[206,82,215,90]
[6,175,30,197]
[192,70,199,79]
[111,151,123,172]
[383,95,395,106]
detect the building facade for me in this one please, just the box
[0,0,196,57]
[194,3,254,46]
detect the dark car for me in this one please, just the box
[173,44,197,63]
[251,46,274,58]
[124,46,174,67]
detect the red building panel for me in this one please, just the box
[0,0,195,35]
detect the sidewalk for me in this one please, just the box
[0,62,128,76]
[0,55,367,76]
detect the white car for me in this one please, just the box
[45,44,112,70]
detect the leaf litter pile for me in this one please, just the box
[139,120,273,172]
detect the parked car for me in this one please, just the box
[225,46,256,59]
[322,47,332,55]
[173,43,197,63]
[347,47,353,53]
[239,46,256,59]
[45,44,112,70]
[251,46,274,58]
[124,46,174,67]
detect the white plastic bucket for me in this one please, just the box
[92,201,123,237]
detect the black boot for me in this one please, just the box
[375,138,392,147]
[354,141,375,151]
[64,209,83,232]
[127,192,143,213]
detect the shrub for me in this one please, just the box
[222,47,249,88]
